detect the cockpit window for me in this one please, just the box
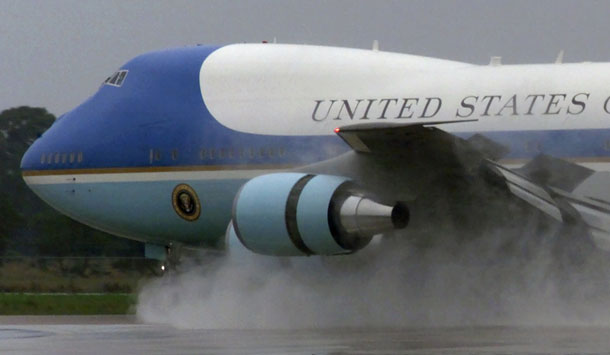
[103,70,128,87]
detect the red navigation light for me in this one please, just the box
[334,127,341,133]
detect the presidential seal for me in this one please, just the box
[172,184,201,221]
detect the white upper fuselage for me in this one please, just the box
[201,44,610,136]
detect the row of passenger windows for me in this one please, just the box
[32,142,610,166]
[148,147,286,164]
[39,147,286,166]
[40,152,83,165]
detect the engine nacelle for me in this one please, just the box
[231,173,408,256]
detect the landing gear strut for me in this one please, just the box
[160,242,182,273]
[145,242,182,275]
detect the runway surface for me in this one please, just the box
[2,316,610,354]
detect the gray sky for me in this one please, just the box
[3,0,610,116]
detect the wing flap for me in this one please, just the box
[516,154,594,191]
[550,187,610,231]
[488,160,564,221]
[489,159,610,250]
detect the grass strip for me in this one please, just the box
[0,293,136,315]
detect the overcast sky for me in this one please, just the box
[3,0,610,116]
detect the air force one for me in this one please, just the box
[19,43,610,266]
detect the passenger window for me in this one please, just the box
[199,149,207,160]
[61,153,67,164]
[171,149,179,161]
[54,153,60,164]
[40,154,46,164]
[148,149,162,162]
[69,152,75,163]
[47,154,53,164]
[77,152,83,163]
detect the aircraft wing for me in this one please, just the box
[335,122,610,250]
[487,158,610,249]
[335,120,509,162]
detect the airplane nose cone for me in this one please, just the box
[20,125,57,175]
[21,134,52,195]
[21,112,85,177]
[20,114,78,191]
[21,139,41,173]
[21,116,61,175]
[19,114,87,221]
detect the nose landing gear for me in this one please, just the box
[161,243,182,273]
[145,242,182,275]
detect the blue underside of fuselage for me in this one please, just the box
[28,178,245,247]
[20,44,610,248]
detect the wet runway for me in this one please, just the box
[2,316,610,354]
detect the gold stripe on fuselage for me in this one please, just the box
[21,156,610,178]
[21,164,297,177]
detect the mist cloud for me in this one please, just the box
[137,213,610,329]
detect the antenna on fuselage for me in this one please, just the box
[489,56,502,66]
[372,40,379,51]
[555,50,564,64]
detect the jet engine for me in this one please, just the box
[230,173,409,256]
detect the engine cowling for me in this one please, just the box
[231,173,409,256]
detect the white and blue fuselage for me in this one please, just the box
[20,44,610,250]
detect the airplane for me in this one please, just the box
[19,42,610,269]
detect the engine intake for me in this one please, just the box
[231,173,408,256]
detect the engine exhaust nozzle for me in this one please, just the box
[338,196,409,237]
